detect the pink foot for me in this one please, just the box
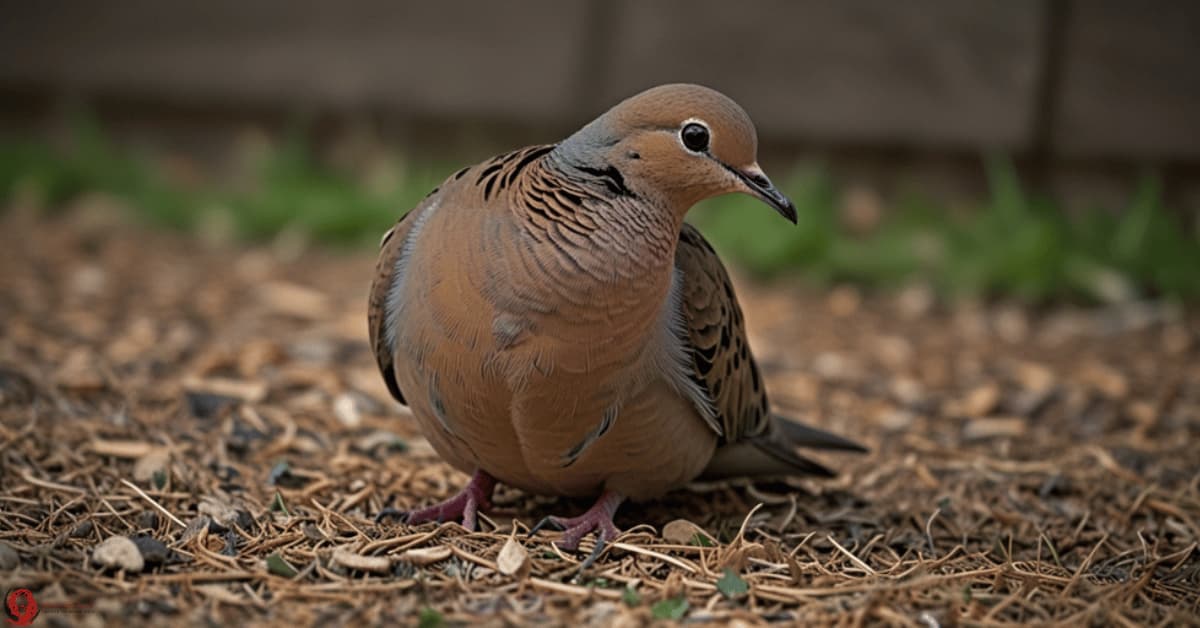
[529,491,624,569]
[376,470,496,531]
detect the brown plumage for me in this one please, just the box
[368,84,865,559]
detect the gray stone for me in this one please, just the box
[92,535,144,572]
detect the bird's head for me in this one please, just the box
[553,83,796,223]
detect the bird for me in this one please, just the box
[368,83,865,564]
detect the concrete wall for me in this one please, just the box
[0,0,1197,161]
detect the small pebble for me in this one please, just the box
[234,509,255,533]
[826,286,861,317]
[92,535,145,572]
[0,542,19,570]
[333,393,362,427]
[131,535,169,567]
[138,510,159,531]
[199,497,241,531]
[221,531,240,557]
[70,520,95,538]
[180,515,212,542]
[185,391,238,420]
[133,450,171,484]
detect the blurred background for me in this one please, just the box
[2,0,1198,302]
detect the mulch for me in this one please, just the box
[1,203,1198,626]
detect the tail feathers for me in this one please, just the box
[773,414,868,453]
[700,415,866,481]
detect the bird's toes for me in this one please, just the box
[554,529,585,552]
[461,499,480,532]
[374,507,408,524]
[553,518,619,553]
[527,515,566,539]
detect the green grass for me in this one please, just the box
[0,118,445,246]
[689,161,1200,302]
[2,120,1198,302]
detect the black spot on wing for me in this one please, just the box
[555,189,582,209]
[576,164,635,197]
[561,406,618,468]
[476,162,503,185]
[505,145,556,188]
[525,197,552,221]
[477,160,506,201]
[693,342,717,375]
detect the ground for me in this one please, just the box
[1,205,1197,626]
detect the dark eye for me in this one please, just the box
[680,123,710,152]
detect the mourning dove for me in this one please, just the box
[368,83,864,561]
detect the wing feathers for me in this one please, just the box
[675,223,866,479]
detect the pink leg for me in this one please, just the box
[377,470,496,531]
[529,491,624,569]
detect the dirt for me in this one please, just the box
[1,205,1198,626]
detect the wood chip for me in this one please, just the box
[961,384,1000,417]
[183,377,268,403]
[1015,361,1056,392]
[259,281,331,319]
[55,348,106,391]
[194,584,247,605]
[963,416,1028,440]
[91,439,155,459]
[400,545,452,566]
[332,548,392,574]
[1079,362,1129,399]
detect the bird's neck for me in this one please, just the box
[502,158,684,340]
[543,157,682,273]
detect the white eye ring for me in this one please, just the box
[678,118,711,153]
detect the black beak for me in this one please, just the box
[733,166,797,224]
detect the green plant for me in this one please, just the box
[3,121,1197,303]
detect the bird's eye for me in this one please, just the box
[680,123,710,152]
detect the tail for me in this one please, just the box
[701,414,867,480]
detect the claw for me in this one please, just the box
[375,470,496,531]
[577,533,610,572]
[527,515,565,539]
[530,491,624,569]
[374,507,407,524]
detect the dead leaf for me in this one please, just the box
[661,519,712,546]
[496,536,529,577]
